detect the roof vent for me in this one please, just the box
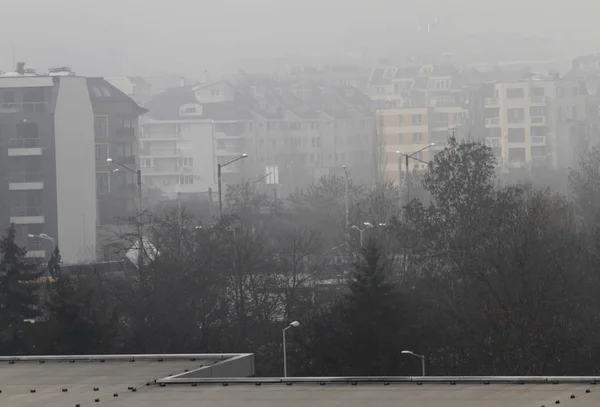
[48,67,75,76]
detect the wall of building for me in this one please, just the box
[54,77,97,263]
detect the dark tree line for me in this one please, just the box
[3,136,600,376]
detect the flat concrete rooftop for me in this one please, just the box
[0,355,598,406]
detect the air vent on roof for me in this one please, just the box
[48,67,75,76]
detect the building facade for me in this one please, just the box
[369,64,471,184]
[87,78,147,225]
[478,75,586,170]
[141,76,376,198]
[0,71,97,263]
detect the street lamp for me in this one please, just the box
[342,165,350,233]
[218,154,248,217]
[283,320,300,377]
[106,158,142,213]
[396,143,435,205]
[28,233,55,252]
[351,222,373,247]
[402,350,426,376]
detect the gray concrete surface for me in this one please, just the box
[1,357,599,407]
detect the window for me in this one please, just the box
[507,108,525,123]
[177,175,194,185]
[412,114,423,125]
[96,172,110,194]
[507,128,525,143]
[507,88,525,98]
[531,146,547,157]
[289,122,301,130]
[141,159,153,168]
[529,106,545,117]
[412,132,423,143]
[398,115,404,126]
[94,116,108,138]
[16,122,39,139]
[95,144,109,163]
[316,137,321,147]
[310,122,320,130]
[179,157,193,167]
[100,88,111,97]
[530,87,545,97]
[23,87,45,103]
[508,147,526,162]
[260,99,267,110]
[211,88,221,97]
[184,106,196,113]
[2,89,15,103]
[120,117,135,128]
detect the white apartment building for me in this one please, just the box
[141,77,376,198]
[481,76,585,170]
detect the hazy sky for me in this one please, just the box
[1,0,599,78]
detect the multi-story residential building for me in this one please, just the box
[369,64,471,184]
[0,67,97,264]
[87,78,147,225]
[477,74,586,170]
[141,76,376,198]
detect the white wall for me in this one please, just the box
[54,77,97,263]
[178,122,215,193]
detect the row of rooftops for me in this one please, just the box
[143,76,376,123]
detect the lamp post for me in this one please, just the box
[106,158,142,213]
[218,154,248,217]
[396,143,435,205]
[351,222,374,247]
[402,350,426,376]
[107,158,144,269]
[342,165,350,233]
[283,320,300,377]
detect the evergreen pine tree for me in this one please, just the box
[0,224,41,354]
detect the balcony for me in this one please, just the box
[116,127,135,137]
[530,96,546,105]
[530,116,547,125]
[9,172,44,190]
[531,136,547,145]
[0,102,48,114]
[141,149,182,158]
[10,206,45,224]
[8,138,43,156]
[485,98,499,107]
[485,117,500,127]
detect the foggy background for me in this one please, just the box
[1,0,599,77]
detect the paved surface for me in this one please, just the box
[0,358,214,407]
[1,359,599,407]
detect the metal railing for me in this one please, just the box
[531,116,546,125]
[485,117,500,126]
[484,98,499,106]
[9,138,41,148]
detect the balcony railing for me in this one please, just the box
[0,102,48,114]
[485,117,500,126]
[9,172,42,183]
[116,127,135,137]
[9,138,41,148]
[11,206,43,217]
